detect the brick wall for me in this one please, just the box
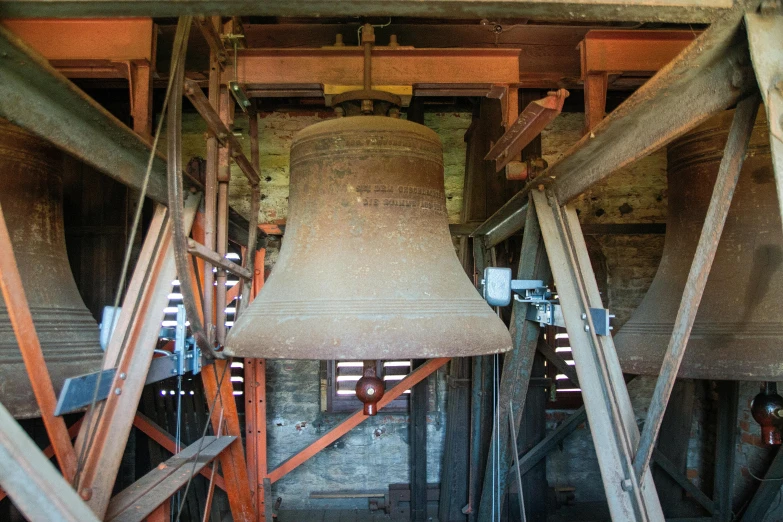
[177,106,774,513]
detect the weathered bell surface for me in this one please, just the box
[225,116,512,359]
[614,108,781,380]
[0,119,103,418]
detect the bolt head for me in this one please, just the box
[581,313,587,320]
[621,478,633,492]
[366,387,375,396]
[584,325,590,332]
[119,372,127,380]
[114,387,122,395]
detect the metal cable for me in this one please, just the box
[166,16,222,360]
[73,16,192,486]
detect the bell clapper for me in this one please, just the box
[356,360,385,416]
[752,382,783,446]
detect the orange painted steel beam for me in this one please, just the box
[244,253,267,521]
[579,30,697,77]
[0,203,78,482]
[192,214,255,522]
[2,19,155,138]
[231,48,519,88]
[266,357,451,484]
[132,413,227,492]
[2,18,154,62]
[202,361,255,522]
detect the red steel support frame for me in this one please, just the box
[231,48,520,129]
[267,358,450,484]
[3,18,155,137]
[192,217,255,522]
[578,30,696,133]
[244,248,268,521]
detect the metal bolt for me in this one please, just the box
[114,387,122,395]
[366,387,375,396]
[119,372,127,380]
[581,313,587,319]
[621,479,633,492]
[584,325,590,332]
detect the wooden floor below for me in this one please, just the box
[277,509,392,521]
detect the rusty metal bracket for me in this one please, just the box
[485,89,569,172]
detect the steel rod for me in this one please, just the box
[187,239,252,280]
[633,94,760,483]
[184,78,260,186]
[266,358,450,484]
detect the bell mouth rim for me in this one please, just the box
[291,114,441,146]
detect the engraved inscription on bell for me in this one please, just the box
[225,115,512,360]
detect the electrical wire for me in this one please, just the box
[73,16,192,487]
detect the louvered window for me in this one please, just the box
[544,325,583,410]
[324,360,411,413]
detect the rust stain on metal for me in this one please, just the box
[225,115,511,360]
[485,88,569,172]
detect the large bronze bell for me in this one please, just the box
[0,119,103,418]
[225,116,512,360]
[614,108,781,380]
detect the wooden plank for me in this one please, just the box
[536,338,579,387]
[106,436,235,522]
[741,446,783,521]
[0,401,99,522]
[516,406,587,477]
[633,94,759,482]
[74,194,200,517]
[652,450,714,515]
[0,1,731,24]
[132,413,227,491]
[532,189,663,520]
